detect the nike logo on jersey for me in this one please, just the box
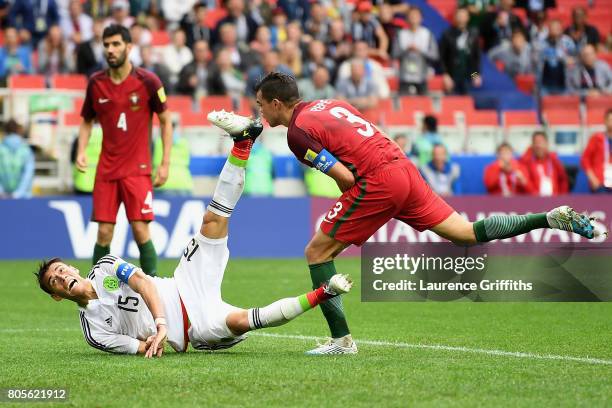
[141,208,153,214]
[98,98,110,104]
[105,316,112,327]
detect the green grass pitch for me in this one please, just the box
[2,258,612,407]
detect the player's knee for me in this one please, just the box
[304,241,328,264]
[226,310,249,335]
[131,222,150,244]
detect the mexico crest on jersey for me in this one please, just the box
[129,92,140,111]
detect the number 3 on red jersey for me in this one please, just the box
[329,106,374,137]
[117,112,127,131]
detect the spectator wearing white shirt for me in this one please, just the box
[336,40,390,98]
[162,28,194,87]
[60,0,93,47]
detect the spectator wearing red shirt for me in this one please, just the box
[520,131,569,196]
[484,142,534,196]
[581,109,612,193]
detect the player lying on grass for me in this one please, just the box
[248,72,607,354]
[35,119,352,357]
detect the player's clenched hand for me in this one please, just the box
[76,152,88,173]
[145,324,167,358]
[153,163,169,187]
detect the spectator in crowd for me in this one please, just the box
[140,45,172,94]
[527,10,549,45]
[581,109,612,193]
[269,7,288,49]
[326,18,352,65]
[214,0,259,47]
[0,27,33,81]
[536,18,576,95]
[0,119,34,199]
[337,40,390,98]
[105,0,134,29]
[565,6,600,51]
[514,0,556,15]
[350,0,389,60]
[378,3,403,56]
[286,20,309,56]
[411,114,446,166]
[394,6,438,95]
[76,17,106,76]
[180,1,212,49]
[439,8,482,95]
[246,50,293,111]
[177,40,210,99]
[277,0,310,25]
[566,44,612,96]
[302,39,336,80]
[393,133,409,155]
[60,0,93,47]
[128,23,152,67]
[37,25,74,76]
[459,0,495,29]
[214,22,257,71]
[279,40,303,78]
[520,131,569,196]
[250,25,273,61]
[420,144,461,196]
[484,142,534,196]
[160,0,194,27]
[489,29,536,79]
[84,0,112,20]
[162,28,194,88]
[8,0,60,46]
[298,65,335,101]
[336,59,379,111]
[206,47,246,104]
[479,0,524,52]
[304,1,329,42]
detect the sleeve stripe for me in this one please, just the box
[99,255,117,263]
[79,312,111,353]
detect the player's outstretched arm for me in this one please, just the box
[127,269,168,358]
[75,119,93,172]
[326,161,356,192]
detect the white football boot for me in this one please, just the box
[547,205,608,239]
[207,110,253,135]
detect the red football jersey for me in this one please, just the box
[81,67,167,181]
[287,100,404,178]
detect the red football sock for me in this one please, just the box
[305,286,335,308]
[231,139,253,161]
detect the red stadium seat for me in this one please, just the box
[464,110,499,126]
[9,74,46,89]
[200,95,233,114]
[205,8,228,28]
[180,111,207,127]
[503,110,539,126]
[73,97,84,113]
[440,95,475,113]
[166,95,193,113]
[541,95,580,111]
[427,75,444,92]
[586,109,606,126]
[547,9,571,26]
[151,31,170,46]
[51,74,87,90]
[585,94,612,113]
[512,7,528,25]
[383,110,416,126]
[515,74,536,95]
[361,108,383,125]
[387,76,399,93]
[63,112,82,126]
[399,96,433,113]
[598,53,612,69]
[543,109,580,125]
[378,98,394,113]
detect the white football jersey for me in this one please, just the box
[78,255,185,354]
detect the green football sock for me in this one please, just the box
[309,261,350,338]
[138,240,157,276]
[92,243,110,265]
[473,213,549,242]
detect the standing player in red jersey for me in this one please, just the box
[254,72,605,355]
[76,24,173,276]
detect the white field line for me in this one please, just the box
[251,332,612,366]
[4,328,612,366]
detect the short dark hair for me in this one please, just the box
[35,257,62,295]
[532,130,547,141]
[497,142,513,153]
[423,115,438,132]
[102,24,132,43]
[605,108,612,118]
[5,118,20,135]
[254,72,300,105]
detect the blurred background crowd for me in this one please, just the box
[0,0,611,199]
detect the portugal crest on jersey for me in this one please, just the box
[129,92,140,111]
